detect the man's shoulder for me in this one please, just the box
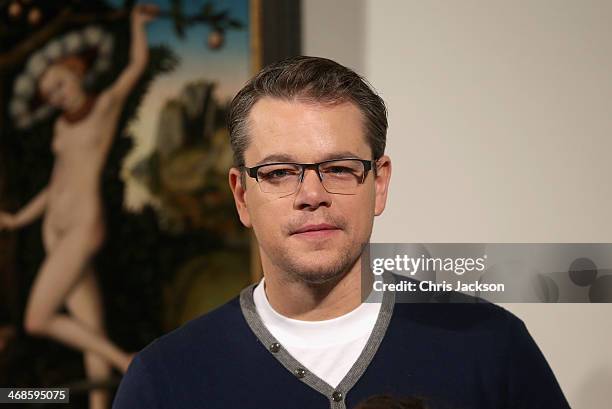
[137,291,248,361]
[390,273,520,333]
[114,289,260,408]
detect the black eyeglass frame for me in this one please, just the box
[240,158,378,192]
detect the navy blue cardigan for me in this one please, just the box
[113,282,570,409]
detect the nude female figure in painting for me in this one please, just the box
[0,4,158,408]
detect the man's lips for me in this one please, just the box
[291,223,340,237]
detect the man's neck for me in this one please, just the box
[261,265,363,321]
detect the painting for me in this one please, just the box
[0,0,299,406]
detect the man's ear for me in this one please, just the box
[228,167,252,228]
[374,155,391,216]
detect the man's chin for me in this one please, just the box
[267,240,364,284]
[289,235,340,252]
[289,268,347,285]
[282,254,356,285]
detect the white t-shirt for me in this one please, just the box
[253,278,381,388]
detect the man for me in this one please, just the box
[113,56,571,409]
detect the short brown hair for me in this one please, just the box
[227,56,388,167]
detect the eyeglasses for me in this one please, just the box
[242,158,377,195]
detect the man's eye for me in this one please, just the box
[260,169,298,180]
[326,166,352,175]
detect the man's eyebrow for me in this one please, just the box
[254,154,296,166]
[320,151,363,161]
[253,151,364,166]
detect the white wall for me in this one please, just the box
[303,1,612,407]
[302,0,366,74]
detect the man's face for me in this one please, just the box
[229,97,391,284]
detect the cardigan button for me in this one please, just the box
[332,391,343,402]
[269,342,281,353]
[294,367,306,378]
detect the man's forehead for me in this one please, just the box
[244,97,370,164]
[252,150,365,166]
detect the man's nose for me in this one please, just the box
[293,168,332,210]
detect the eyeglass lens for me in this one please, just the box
[256,159,366,194]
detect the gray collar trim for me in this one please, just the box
[239,273,396,409]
